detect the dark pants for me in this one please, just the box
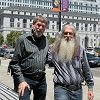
[54,85,82,100]
[14,76,47,100]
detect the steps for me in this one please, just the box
[0,82,19,100]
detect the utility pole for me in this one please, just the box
[59,0,61,32]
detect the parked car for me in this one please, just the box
[4,49,14,59]
[0,47,6,57]
[86,53,100,67]
[86,47,94,55]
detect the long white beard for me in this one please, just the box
[58,38,75,62]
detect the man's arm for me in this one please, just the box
[82,49,94,100]
[10,37,25,84]
[10,37,30,96]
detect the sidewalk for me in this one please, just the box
[0,59,100,100]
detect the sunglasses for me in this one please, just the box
[64,32,74,35]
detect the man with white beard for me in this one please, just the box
[48,23,94,100]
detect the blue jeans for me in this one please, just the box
[54,85,83,100]
[14,76,47,100]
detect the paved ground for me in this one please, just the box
[0,58,100,100]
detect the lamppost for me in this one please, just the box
[59,0,61,32]
[85,34,89,49]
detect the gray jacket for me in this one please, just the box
[48,46,94,90]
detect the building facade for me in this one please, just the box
[0,0,100,48]
[0,6,100,48]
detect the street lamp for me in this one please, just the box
[58,0,61,32]
[85,34,89,49]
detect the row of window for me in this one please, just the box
[9,10,100,22]
[9,18,97,32]
[69,5,98,12]
[0,1,52,6]
[70,10,98,14]
[1,0,98,8]
[69,1,98,7]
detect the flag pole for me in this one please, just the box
[59,0,61,32]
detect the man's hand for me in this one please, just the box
[18,81,30,96]
[88,90,94,100]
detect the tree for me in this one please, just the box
[6,31,22,47]
[47,35,55,45]
[0,33,4,45]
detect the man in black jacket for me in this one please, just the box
[9,15,49,100]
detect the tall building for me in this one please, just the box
[69,0,100,14]
[0,0,52,9]
[0,0,100,14]
[0,0,100,48]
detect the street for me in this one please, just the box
[0,58,100,100]
[91,67,100,77]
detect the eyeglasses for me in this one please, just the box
[64,32,74,35]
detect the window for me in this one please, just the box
[18,12,20,14]
[57,21,59,29]
[10,18,14,27]
[76,23,79,31]
[52,25,55,30]
[30,13,32,15]
[17,22,20,27]
[30,24,32,28]
[90,27,92,31]
[93,24,96,31]
[81,26,83,31]
[52,33,55,35]
[46,21,49,29]
[24,12,26,15]
[23,19,27,28]
[85,24,87,31]
[25,0,29,3]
